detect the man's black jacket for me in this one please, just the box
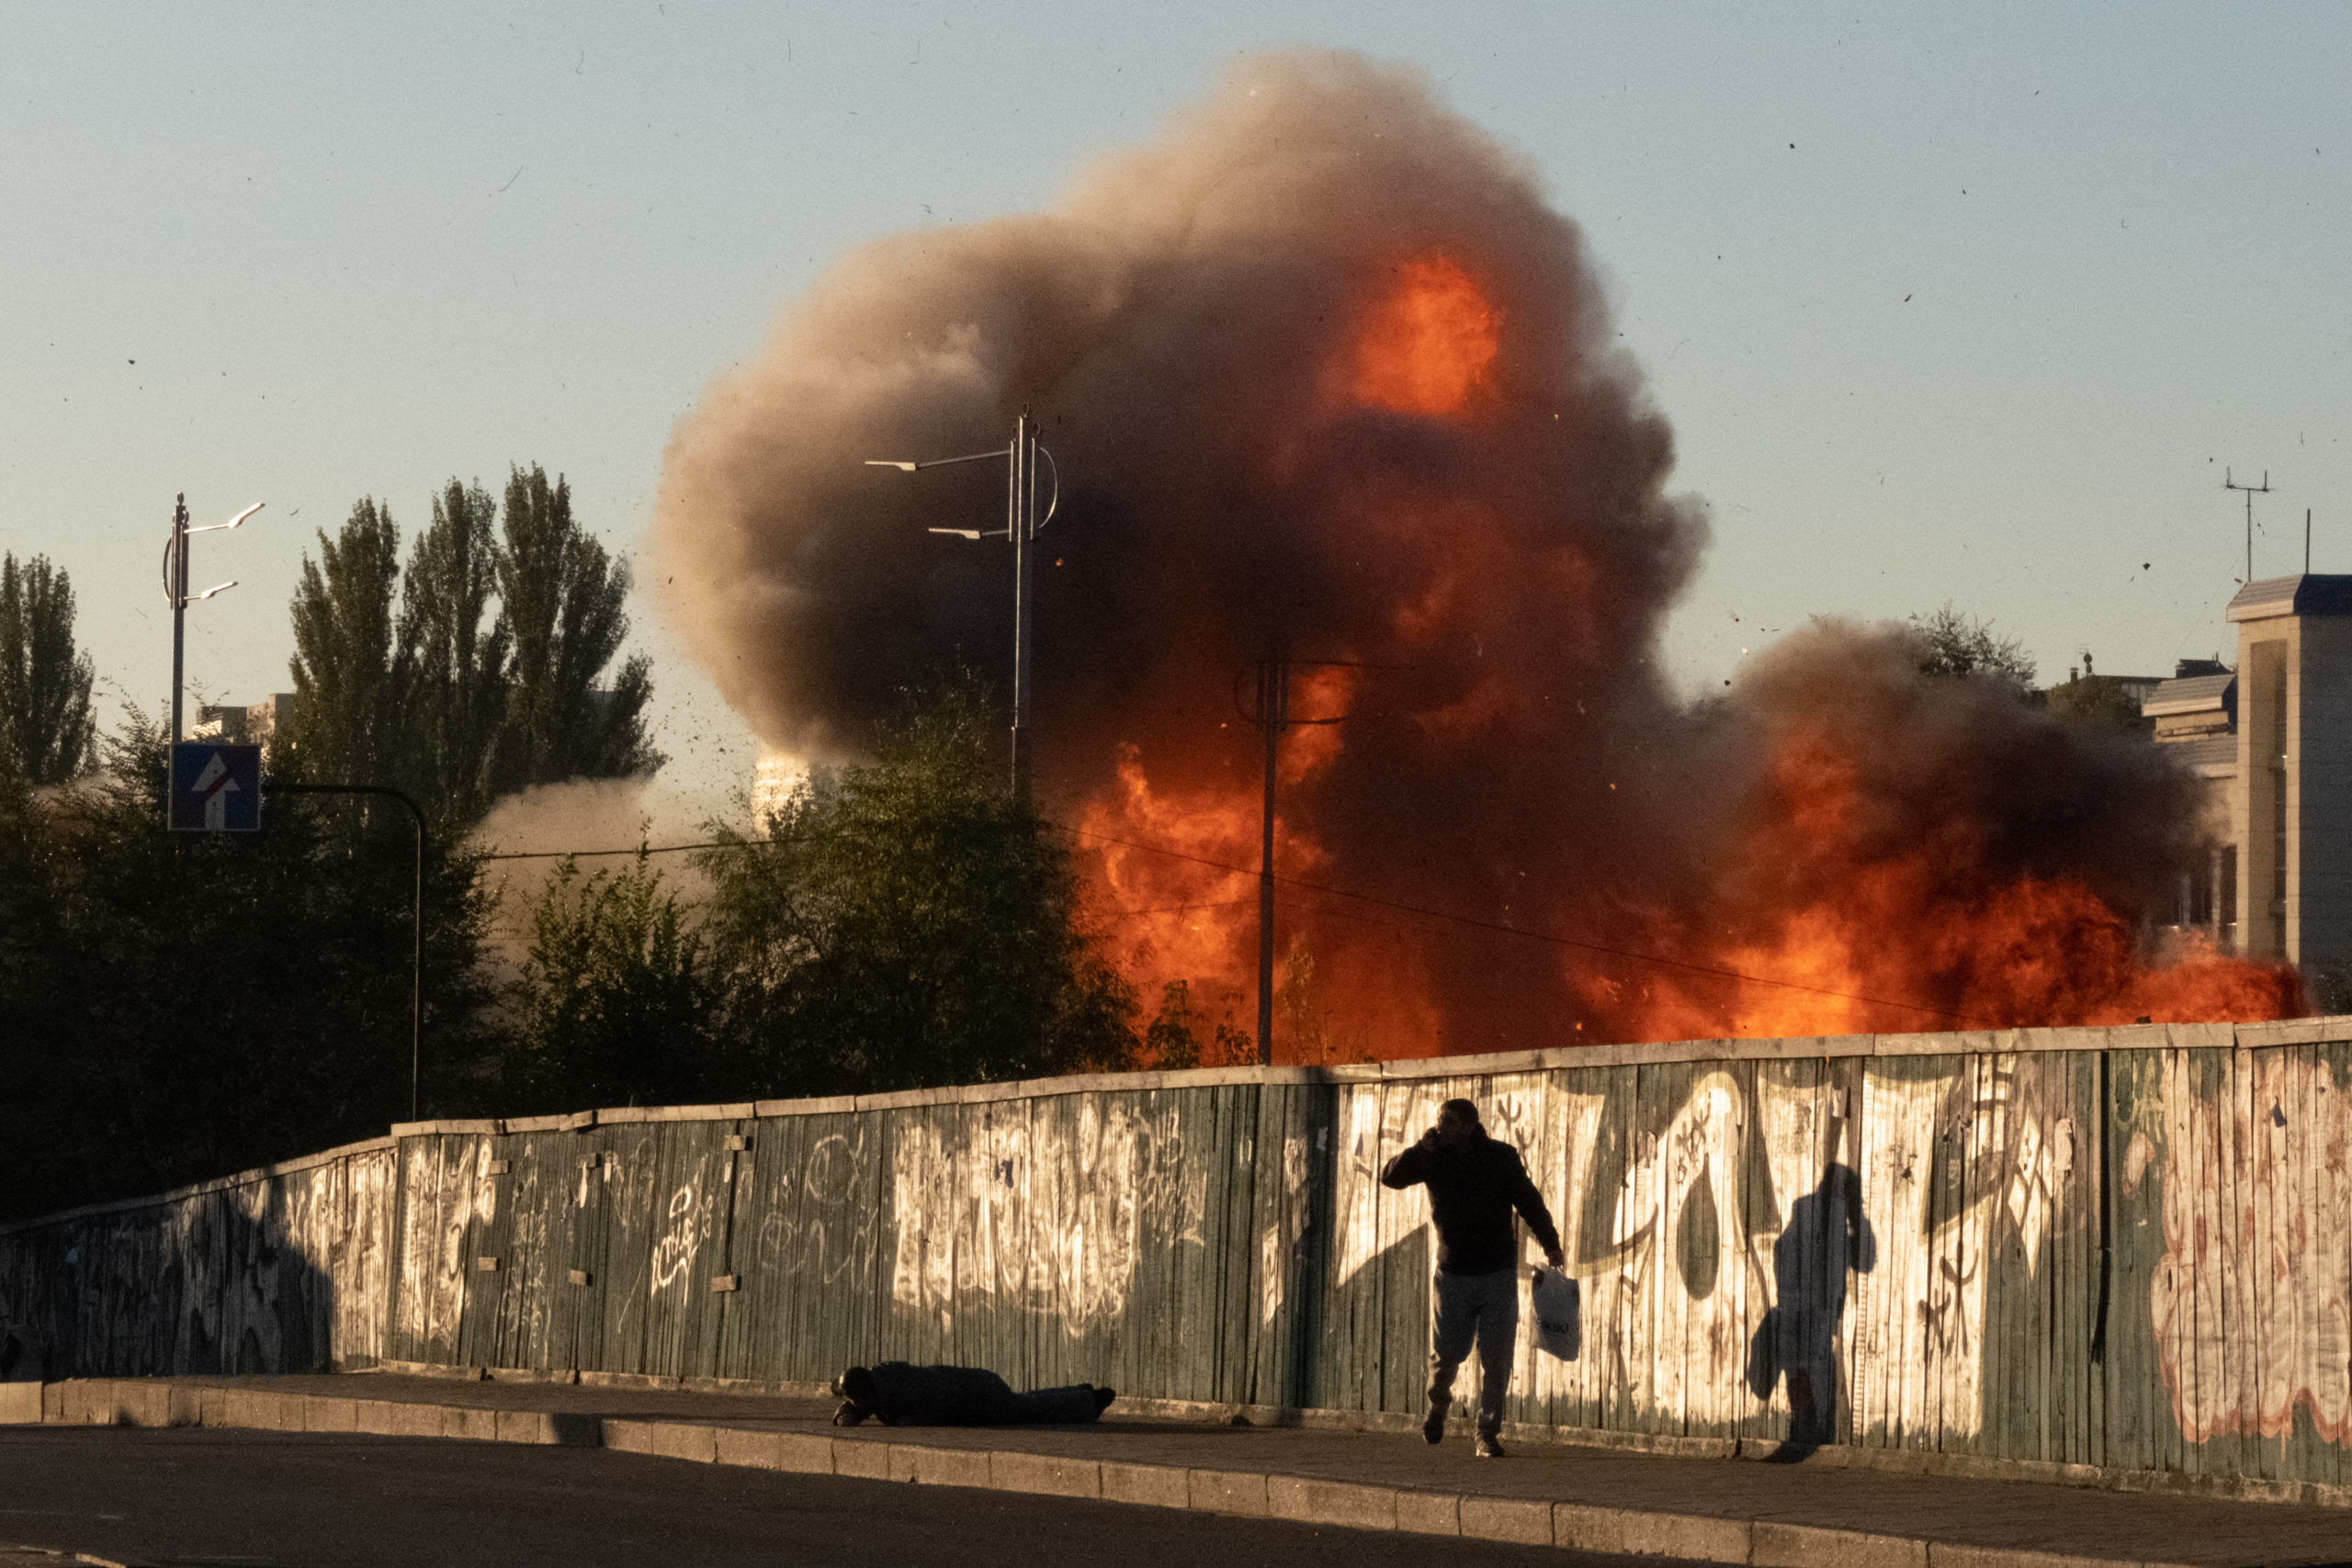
[1379,1128,1563,1275]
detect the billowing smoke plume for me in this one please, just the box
[470,775,713,977]
[654,51,2297,1054]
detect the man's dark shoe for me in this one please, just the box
[1421,1404,1447,1445]
[1475,1434,1505,1459]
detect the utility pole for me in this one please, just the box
[1255,647,1288,1067]
[1241,651,1354,1068]
[2226,468,2272,583]
[867,412,1057,798]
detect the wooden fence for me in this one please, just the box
[6,1019,2350,1488]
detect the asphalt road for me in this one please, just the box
[0,1427,1699,1568]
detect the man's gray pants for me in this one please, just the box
[1428,1267,1518,1438]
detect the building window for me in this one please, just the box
[2221,844,2237,942]
[2185,860,2213,928]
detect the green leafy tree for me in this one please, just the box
[283,501,404,786]
[2045,673,2150,734]
[1144,981,1205,1069]
[1143,978,1253,1070]
[699,681,1136,1097]
[0,715,498,1221]
[1909,602,2037,694]
[400,479,512,822]
[507,853,718,1111]
[0,767,73,1212]
[496,465,659,791]
[0,552,97,784]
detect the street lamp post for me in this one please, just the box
[162,494,264,741]
[866,411,1058,797]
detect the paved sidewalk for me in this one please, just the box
[23,1373,2352,1568]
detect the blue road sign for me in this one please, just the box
[168,742,263,831]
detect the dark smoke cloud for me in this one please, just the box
[655,52,1696,747]
[653,51,2242,1049]
[1627,621,2225,1033]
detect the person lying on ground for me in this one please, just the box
[829,1362,1117,1427]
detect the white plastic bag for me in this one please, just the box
[1531,1266,1580,1361]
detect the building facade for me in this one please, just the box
[2144,574,2352,973]
[189,694,297,760]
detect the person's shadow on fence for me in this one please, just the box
[1747,1162,1874,1459]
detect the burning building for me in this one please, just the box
[652,51,2302,1057]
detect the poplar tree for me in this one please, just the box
[283,502,404,785]
[285,468,661,822]
[399,479,511,822]
[495,465,659,792]
[0,552,97,785]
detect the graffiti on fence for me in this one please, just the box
[890,1099,1147,1332]
[753,1129,879,1288]
[1321,1058,2081,1442]
[2150,1048,2352,1443]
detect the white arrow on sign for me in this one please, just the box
[191,751,241,829]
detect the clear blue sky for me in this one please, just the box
[6,3,2347,807]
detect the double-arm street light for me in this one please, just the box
[162,493,264,741]
[155,496,426,1121]
[866,410,1058,798]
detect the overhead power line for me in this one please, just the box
[474,838,780,862]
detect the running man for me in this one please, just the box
[1379,1098,1565,1458]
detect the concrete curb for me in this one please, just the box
[0,1546,149,1568]
[398,1366,2352,1513]
[0,1541,150,1568]
[28,1380,2215,1568]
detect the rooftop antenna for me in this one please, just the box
[2225,468,2271,583]
[2307,507,2313,575]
